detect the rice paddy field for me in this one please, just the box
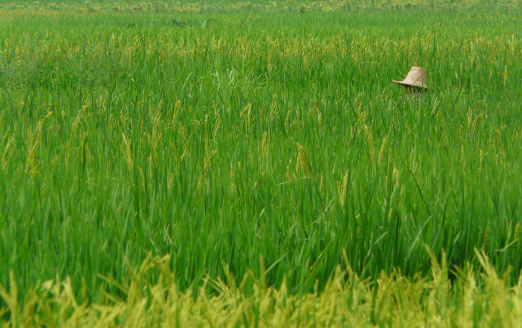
[1,0,522,326]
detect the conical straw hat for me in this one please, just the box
[393,66,428,89]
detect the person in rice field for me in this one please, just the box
[393,66,427,104]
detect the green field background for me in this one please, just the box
[0,1,521,303]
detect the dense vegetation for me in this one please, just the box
[0,0,521,325]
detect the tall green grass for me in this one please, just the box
[0,2,521,305]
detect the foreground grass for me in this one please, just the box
[0,0,521,312]
[1,250,522,327]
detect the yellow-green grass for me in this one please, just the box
[2,250,522,327]
[0,0,521,321]
[0,0,520,14]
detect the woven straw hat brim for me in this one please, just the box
[392,80,428,89]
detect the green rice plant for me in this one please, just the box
[1,250,522,327]
[0,0,521,312]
